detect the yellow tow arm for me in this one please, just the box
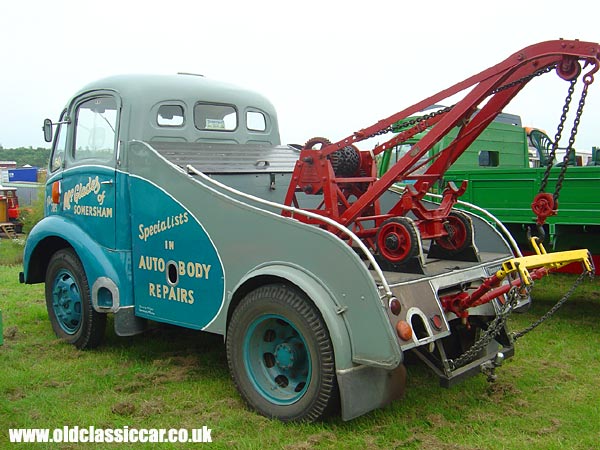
[496,237,594,285]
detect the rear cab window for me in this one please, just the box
[194,103,237,131]
[157,105,185,127]
[246,110,266,131]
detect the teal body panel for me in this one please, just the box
[125,141,402,370]
[45,166,117,248]
[128,176,225,329]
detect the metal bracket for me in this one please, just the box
[499,239,593,285]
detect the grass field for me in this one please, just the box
[1,261,599,449]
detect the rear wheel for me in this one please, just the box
[226,284,338,422]
[435,211,473,255]
[45,249,106,349]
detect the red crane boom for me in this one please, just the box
[284,39,600,268]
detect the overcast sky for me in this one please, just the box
[1,0,599,153]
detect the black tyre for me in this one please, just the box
[45,249,106,349]
[376,217,420,264]
[329,145,361,177]
[435,211,473,255]
[226,284,338,422]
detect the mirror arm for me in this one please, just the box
[43,117,72,143]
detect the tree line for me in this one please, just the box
[0,147,51,168]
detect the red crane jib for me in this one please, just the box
[283,40,600,259]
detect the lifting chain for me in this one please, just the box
[534,69,594,231]
[448,265,592,371]
[370,63,556,142]
[511,269,592,340]
[446,286,523,371]
[539,77,577,194]
[367,105,455,140]
[491,63,557,95]
[552,77,592,202]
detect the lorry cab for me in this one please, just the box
[30,73,289,331]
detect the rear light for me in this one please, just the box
[389,297,401,316]
[431,314,443,330]
[395,320,413,341]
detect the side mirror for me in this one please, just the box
[43,119,53,143]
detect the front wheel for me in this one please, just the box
[226,284,338,422]
[45,249,106,349]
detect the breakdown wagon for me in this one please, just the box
[22,39,597,421]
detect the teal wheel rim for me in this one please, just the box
[243,314,312,405]
[51,269,82,335]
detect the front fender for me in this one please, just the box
[23,216,132,307]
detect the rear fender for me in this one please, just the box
[230,263,407,420]
[229,263,354,371]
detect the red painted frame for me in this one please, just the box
[284,40,600,255]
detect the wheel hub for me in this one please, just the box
[274,342,295,369]
[243,314,312,405]
[52,271,82,334]
[385,233,400,251]
[274,340,306,370]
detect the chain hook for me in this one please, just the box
[526,224,546,243]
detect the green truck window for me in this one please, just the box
[478,150,499,167]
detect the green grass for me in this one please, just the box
[1,266,599,449]
[0,238,25,265]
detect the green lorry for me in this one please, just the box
[379,111,600,270]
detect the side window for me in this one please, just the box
[158,105,184,127]
[247,111,266,131]
[50,110,68,172]
[74,97,117,162]
[390,144,429,175]
[478,150,500,167]
[194,103,237,131]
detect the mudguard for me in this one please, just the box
[23,215,132,308]
[232,263,356,371]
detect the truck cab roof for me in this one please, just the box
[70,73,281,145]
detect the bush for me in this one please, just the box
[19,186,45,234]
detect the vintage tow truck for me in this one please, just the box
[22,39,597,422]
